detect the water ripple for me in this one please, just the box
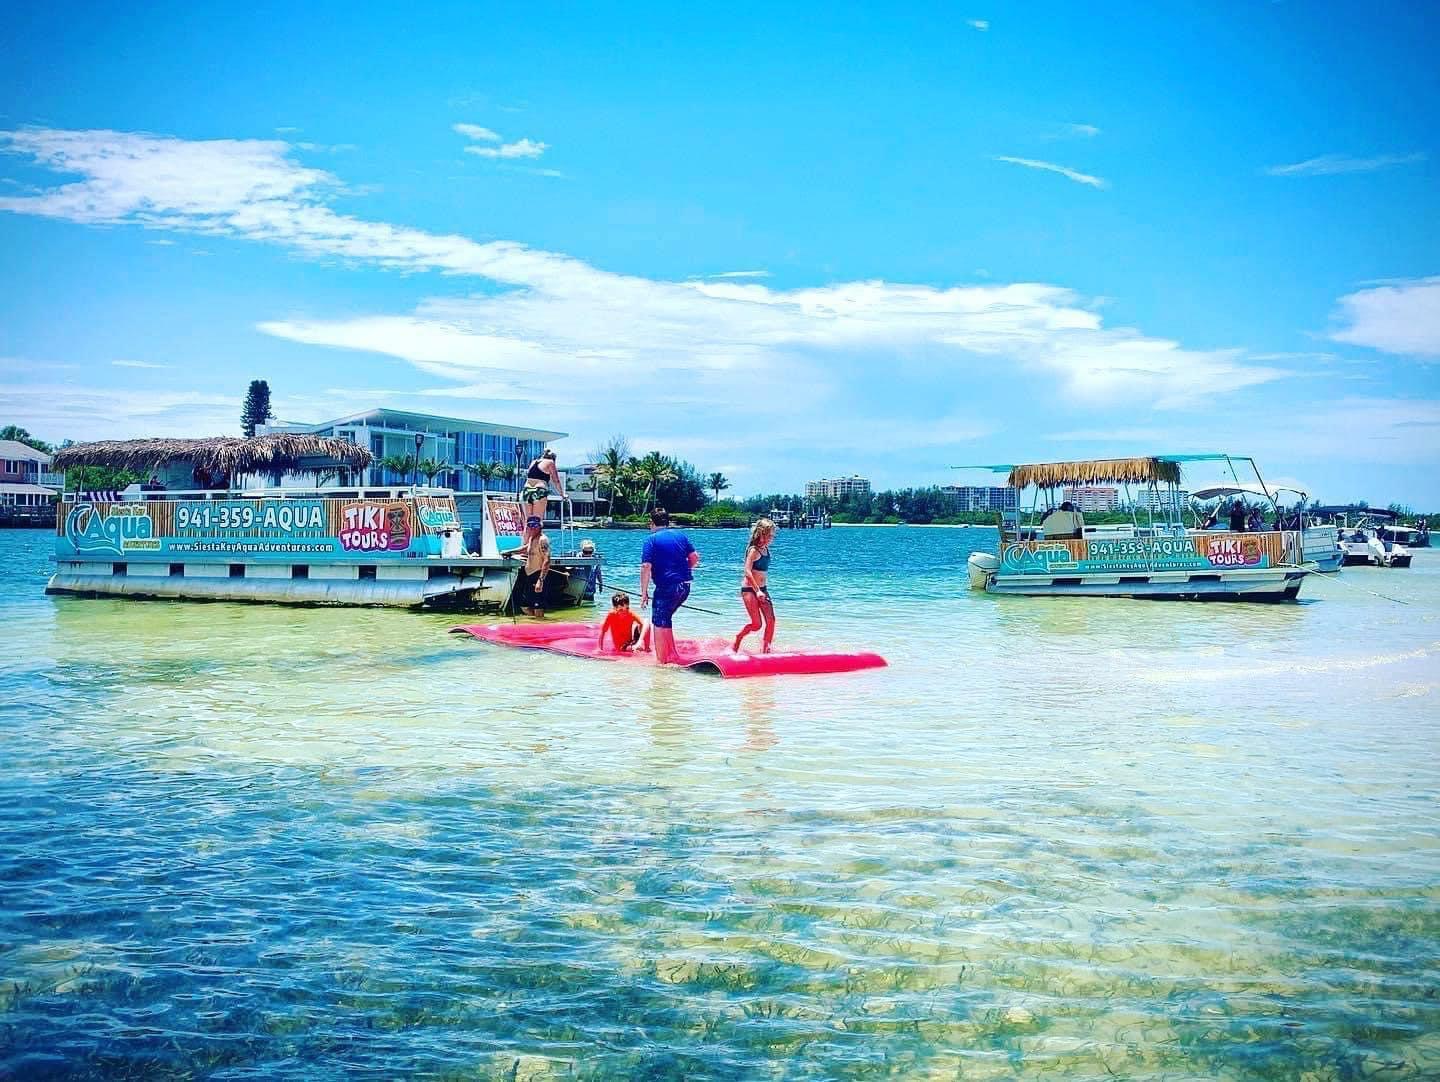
[2,528,1438,1078]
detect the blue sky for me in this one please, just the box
[2,2,1437,504]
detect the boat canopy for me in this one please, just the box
[955,453,1281,490]
[1311,505,1398,520]
[53,434,373,476]
[1190,482,1309,503]
[1004,457,1182,489]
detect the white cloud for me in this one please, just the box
[707,270,771,279]
[1265,152,1426,177]
[1066,123,1100,138]
[967,19,989,31]
[0,126,1286,440]
[0,383,239,440]
[1048,397,1440,468]
[452,123,500,142]
[111,359,169,368]
[1329,277,1440,359]
[993,155,1107,189]
[465,137,547,160]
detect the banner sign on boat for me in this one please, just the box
[1000,531,1288,576]
[486,499,526,538]
[57,495,460,561]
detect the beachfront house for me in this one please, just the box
[559,463,601,520]
[0,439,60,524]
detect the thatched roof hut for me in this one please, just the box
[52,434,372,476]
[1007,456,1182,489]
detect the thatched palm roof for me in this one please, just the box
[1008,456,1182,489]
[52,435,372,475]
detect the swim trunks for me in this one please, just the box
[651,582,690,628]
[521,484,549,504]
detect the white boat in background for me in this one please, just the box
[960,454,1309,602]
[1188,483,1343,573]
[1312,508,1414,568]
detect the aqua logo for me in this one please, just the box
[64,504,155,557]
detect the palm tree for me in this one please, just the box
[379,454,417,486]
[465,460,497,492]
[493,462,516,495]
[417,458,447,485]
[633,452,677,513]
[594,446,628,522]
[707,472,730,504]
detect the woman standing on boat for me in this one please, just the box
[733,518,777,654]
[519,449,565,555]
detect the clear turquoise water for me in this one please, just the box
[2,525,1438,1079]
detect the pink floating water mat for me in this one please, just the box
[450,622,887,679]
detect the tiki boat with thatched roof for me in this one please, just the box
[46,435,600,610]
[958,454,1311,601]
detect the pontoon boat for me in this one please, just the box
[960,454,1309,601]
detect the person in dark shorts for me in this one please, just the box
[639,507,700,665]
[517,533,551,617]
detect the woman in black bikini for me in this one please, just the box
[733,517,776,654]
[518,449,564,555]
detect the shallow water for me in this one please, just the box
[2,524,1437,1079]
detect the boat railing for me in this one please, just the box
[61,485,457,503]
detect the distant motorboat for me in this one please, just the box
[1311,508,1414,568]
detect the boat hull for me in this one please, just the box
[1339,543,1413,568]
[967,553,1305,601]
[46,557,595,610]
[986,567,1304,601]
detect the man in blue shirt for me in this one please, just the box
[639,507,700,665]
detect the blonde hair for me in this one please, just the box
[749,517,775,549]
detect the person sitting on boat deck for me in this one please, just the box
[1246,506,1265,532]
[1228,500,1247,532]
[518,533,552,618]
[1040,501,1085,540]
[518,449,565,556]
[598,591,645,653]
[1200,509,1219,530]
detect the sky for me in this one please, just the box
[2,2,1437,505]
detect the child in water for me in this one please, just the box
[598,591,646,653]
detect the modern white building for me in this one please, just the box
[1061,485,1121,513]
[943,485,1019,512]
[261,408,566,493]
[805,475,872,503]
[260,408,570,533]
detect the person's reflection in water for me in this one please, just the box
[739,681,778,753]
[640,670,694,773]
